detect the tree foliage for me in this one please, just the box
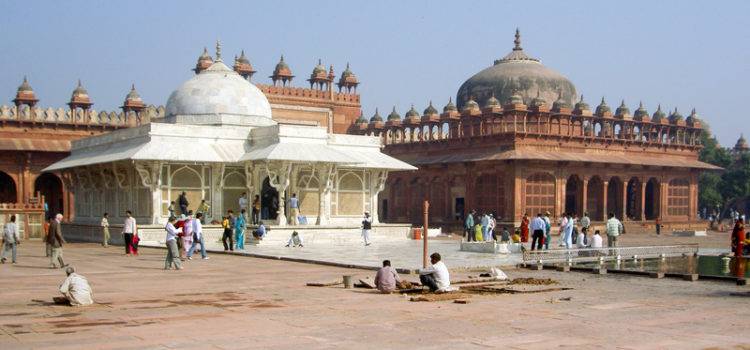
[697,122,746,212]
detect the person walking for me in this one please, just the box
[187,213,209,260]
[47,214,67,268]
[235,209,246,250]
[362,211,372,246]
[178,192,189,216]
[181,212,194,258]
[197,200,210,224]
[252,195,261,225]
[655,218,661,235]
[520,213,530,243]
[464,210,475,242]
[164,217,183,270]
[1,215,19,264]
[529,213,546,251]
[605,212,624,248]
[288,193,300,225]
[543,211,552,250]
[480,213,490,241]
[562,213,574,249]
[122,210,136,256]
[44,217,52,257]
[100,212,110,247]
[222,210,235,251]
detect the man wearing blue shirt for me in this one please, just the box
[289,193,300,225]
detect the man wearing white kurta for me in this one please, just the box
[562,214,574,249]
[361,212,372,246]
[187,213,209,260]
[58,267,94,306]
[419,252,451,292]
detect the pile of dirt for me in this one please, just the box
[509,277,558,285]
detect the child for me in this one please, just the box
[512,229,521,243]
[474,222,483,242]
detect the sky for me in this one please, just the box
[1,0,748,146]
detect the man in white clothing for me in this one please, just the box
[419,252,451,292]
[285,231,304,247]
[187,213,209,260]
[56,267,94,306]
[238,192,248,220]
[361,211,372,246]
[562,213,574,249]
[164,217,183,270]
[529,213,546,251]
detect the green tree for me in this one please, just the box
[698,123,730,210]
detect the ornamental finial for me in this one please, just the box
[514,28,522,50]
[215,39,222,61]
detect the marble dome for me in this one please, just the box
[456,30,577,110]
[165,58,274,127]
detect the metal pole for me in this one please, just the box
[423,199,429,268]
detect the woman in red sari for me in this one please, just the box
[731,218,745,257]
[520,213,530,243]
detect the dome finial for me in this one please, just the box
[514,28,522,50]
[215,39,222,61]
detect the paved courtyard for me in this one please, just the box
[1,240,748,349]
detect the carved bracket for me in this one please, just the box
[134,161,162,189]
[112,163,129,189]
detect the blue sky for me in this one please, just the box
[1,0,748,146]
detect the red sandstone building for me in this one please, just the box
[353,31,719,229]
[0,49,362,237]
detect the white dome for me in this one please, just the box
[165,61,274,126]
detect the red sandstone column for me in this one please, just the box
[640,179,646,221]
[602,180,609,218]
[582,178,588,218]
[621,181,628,220]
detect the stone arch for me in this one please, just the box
[587,176,604,221]
[475,173,498,216]
[170,165,205,216]
[429,176,446,221]
[261,177,279,220]
[645,177,660,220]
[607,176,624,219]
[0,171,18,204]
[34,172,63,217]
[296,170,320,217]
[565,174,583,216]
[337,171,365,216]
[222,170,246,215]
[525,172,555,216]
[626,177,642,220]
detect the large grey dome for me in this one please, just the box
[456,30,577,110]
[165,59,274,127]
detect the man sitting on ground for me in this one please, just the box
[254,221,267,239]
[285,231,304,247]
[419,252,452,293]
[55,267,93,306]
[374,260,402,293]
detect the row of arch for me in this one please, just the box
[0,170,64,216]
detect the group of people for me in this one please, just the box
[731,218,750,257]
[219,209,268,251]
[463,210,505,242]
[163,211,211,270]
[374,252,452,294]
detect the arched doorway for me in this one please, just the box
[626,177,642,220]
[586,176,604,221]
[607,177,624,219]
[261,177,279,220]
[645,178,660,220]
[0,171,17,204]
[565,175,583,216]
[34,172,63,217]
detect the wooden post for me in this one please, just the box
[423,199,429,268]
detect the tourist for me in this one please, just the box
[362,211,372,246]
[182,212,195,258]
[543,211,552,250]
[655,218,661,235]
[168,201,176,218]
[235,209,246,250]
[558,213,568,247]
[489,214,497,241]
[100,212,110,247]
[576,227,589,248]
[178,191,189,216]
[285,231,304,247]
[239,192,248,219]
[580,212,591,233]
[605,212,623,248]
[500,226,510,243]
[197,200,210,224]
[47,214,67,268]
[123,210,137,256]
[731,218,745,257]
[222,210,235,251]
[464,210,475,242]
[1,215,19,264]
[164,216,183,270]
[56,267,93,306]
[520,213,530,243]
[480,212,490,241]
[187,213,209,260]
[419,252,451,292]
[590,230,603,257]
[530,213,545,251]
[474,221,483,242]
[512,229,521,243]
[374,260,402,293]
[254,221,267,239]
[561,213,574,249]
[288,193,300,225]
[44,217,52,257]
[252,195,261,225]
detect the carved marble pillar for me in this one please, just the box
[369,169,388,225]
[316,164,336,225]
[264,162,292,226]
[212,164,226,221]
[135,161,163,225]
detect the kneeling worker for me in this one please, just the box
[285,231,304,247]
[374,260,401,293]
[56,267,93,306]
[419,252,451,292]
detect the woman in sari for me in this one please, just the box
[181,214,194,258]
[235,209,246,250]
[520,213,530,243]
[731,218,745,257]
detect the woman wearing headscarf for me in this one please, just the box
[731,218,745,257]
[235,209,246,250]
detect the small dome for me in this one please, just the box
[423,101,438,115]
[310,59,328,80]
[652,104,667,122]
[484,95,501,108]
[506,91,524,105]
[166,58,273,126]
[194,47,214,74]
[443,97,458,113]
[735,134,749,152]
[463,97,480,112]
[122,84,145,110]
[405,104,420,118]
[574,95,590,112]
[355,110,368,124]
[69,80,93,106]
[233,50,256,79]
[634,101,649,120]
[17,76,33,92]
[595,97,611,116]
[552,91,571,111]
[668,108,683,124]
[370,108,383,122]
[686,108,700,125]
[125,84,142,102]
[530,91,547,108]
[387,106,401,121]
[13,76,38,106]
[274,55,293,77]
[615,100,630,116]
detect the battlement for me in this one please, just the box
[0,104,165,128]
[257,84,360,105]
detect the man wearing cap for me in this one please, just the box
[362,211,372,246]
[56,266,94,306]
